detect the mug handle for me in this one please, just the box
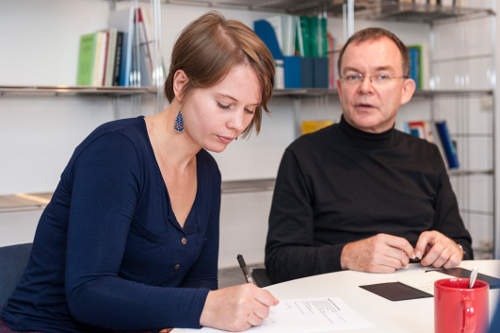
[462,298,476,333]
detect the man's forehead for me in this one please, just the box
[347,36,398,52]
[342,37,402,70]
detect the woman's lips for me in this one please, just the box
[217,135,234,144]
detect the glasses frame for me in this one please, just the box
[339,73,409,86]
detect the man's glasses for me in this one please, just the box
[339,73,408,87]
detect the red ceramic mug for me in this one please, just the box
[434,278,489,333]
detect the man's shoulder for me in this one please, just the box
[288,123,339,152]
[394,129,442,160]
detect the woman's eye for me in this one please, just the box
[217,102,230,109]
[245,109,255,115]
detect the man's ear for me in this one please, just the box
[400,78,416,106]
[336,78,343,99]
[173,70,190,102]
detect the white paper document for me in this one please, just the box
[398,271,452,295]
[200,297,374,333]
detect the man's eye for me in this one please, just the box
[346,75,359,81]
[378,74,389,80]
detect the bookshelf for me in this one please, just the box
[0,0,496,263]
[0,85,157,96]
[195,0,496,258]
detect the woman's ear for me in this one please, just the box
[173,70,190,102]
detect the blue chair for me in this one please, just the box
[0,243,32,312]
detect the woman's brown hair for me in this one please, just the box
[165,11,275,138]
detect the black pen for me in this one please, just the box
[237,254,255,285]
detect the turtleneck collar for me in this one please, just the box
[338,114,396,150]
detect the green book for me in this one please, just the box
[300,16,311,57]
[309,16,318,57]
[76,33,97,86]
[320,17,328,58]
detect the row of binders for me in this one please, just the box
[77,6,164,87]
[404,120,459,169]
[399,0,464,5]
[254,15,335,90]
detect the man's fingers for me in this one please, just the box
[381,234,414,259]
[414,231,437,258]
[420,241,445,266]
[385,246,410,267]
[443,251,462,269]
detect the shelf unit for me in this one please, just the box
[182,0,495,257]
[0,85,158,96]
[2,1,496,257]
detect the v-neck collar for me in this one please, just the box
[139,116,200,234]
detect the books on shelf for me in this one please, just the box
[404,120,459,169]
[104,28,118,87]
[76,31,108,87]
[109,6,135,87]
[254,14,332,90]
[77,6,164,88]
[407,43,429,90]
[76,33,97,86]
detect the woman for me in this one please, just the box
[1,11,277,333]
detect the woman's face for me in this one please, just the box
[181,64,262,153]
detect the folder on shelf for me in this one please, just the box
[283,56,301,89]
[109,6,135,87]
[435,120,459,169]
[254,19,284,61]
[313,57,329,88]
[300,57,314,88]
[408,46,421,90]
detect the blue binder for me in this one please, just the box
[284,56,301,88]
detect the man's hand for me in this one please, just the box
[414,231,463,268]
[200,284,279,332]
[340,233,415,273]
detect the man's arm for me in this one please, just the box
[265,148,345,283]
[414,149,472,267]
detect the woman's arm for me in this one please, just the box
[64,132,208,331]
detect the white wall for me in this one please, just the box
[2,0,488,267]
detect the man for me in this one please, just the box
[265,27,472,283]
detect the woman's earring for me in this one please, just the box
[174,109,184,133]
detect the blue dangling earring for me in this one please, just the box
[174,109,184,133]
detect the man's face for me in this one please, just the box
[336,36,415,133]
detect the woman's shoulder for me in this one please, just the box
[87,116,146,142]
[75,117,147,153]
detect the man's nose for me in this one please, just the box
[359,75,374,93]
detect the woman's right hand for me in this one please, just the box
[199,284,279,331]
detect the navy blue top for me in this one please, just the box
[1,117,221,332]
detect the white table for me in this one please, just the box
[178,260,500,333]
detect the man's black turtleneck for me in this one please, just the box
[265,116,472,283]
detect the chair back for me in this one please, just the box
[250,268,275,288]
[0,243,32,312]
